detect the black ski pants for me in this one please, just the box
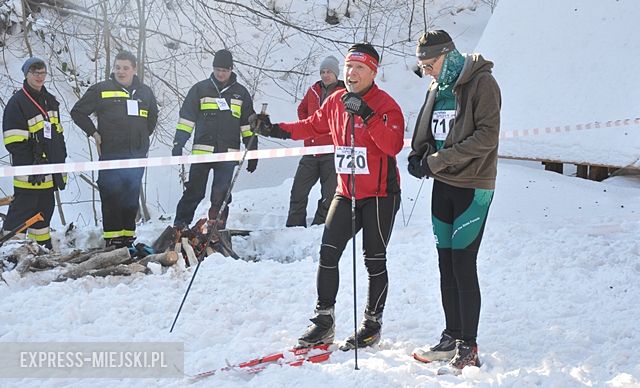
[98,167,145,241]
[431,180,493,343]
[316,193,400,318]
[287,154,337,227]
[174,161,236,229]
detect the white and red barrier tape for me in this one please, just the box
[0,118,637,177]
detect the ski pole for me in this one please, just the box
[349,112,359,370]
[170,103,267,333]
[404,177,426,227]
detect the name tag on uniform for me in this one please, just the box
[334,146,369,175]
[127,100,139,116]
[43,121,52,139]
[216,98,230,111]
[432,110,456,141]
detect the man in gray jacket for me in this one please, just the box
[407,30,501,373]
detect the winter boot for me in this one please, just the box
[412,330,457,363]
[448,339,480,370]
[297,307,335,348]
[339,312,382,351]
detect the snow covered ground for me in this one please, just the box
[1,151,640,387]
[2,0,640,386]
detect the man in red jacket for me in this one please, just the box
[256,43,405,351]
[287,55,345,227]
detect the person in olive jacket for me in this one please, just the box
[408,30,501,373]
[71,51,158,248]
[2,57,67,249]
[171,49,257,230]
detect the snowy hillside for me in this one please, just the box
[1,0,640,387]
[477,0,640,166]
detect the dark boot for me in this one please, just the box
[448,339,480,369]
[297,307,335,348]
[340,312,382,351]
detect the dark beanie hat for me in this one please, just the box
[212,49,233,69]
[346,43,380,72]
[22,56,46,77]
[416,30,456,60]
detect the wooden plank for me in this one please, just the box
[589,166,609,181]
[543,162,563,174]
[576,164,589,179]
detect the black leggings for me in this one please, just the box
[431,180,493,342]
[316,194,400,318]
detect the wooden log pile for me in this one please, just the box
[1,241,179,282]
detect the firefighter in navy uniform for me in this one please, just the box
[171,49,257,230]
[71,51,158,248]
[2,57,67,249]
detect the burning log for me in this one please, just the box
[151,219,243,265]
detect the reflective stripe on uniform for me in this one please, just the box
[240,125,254,138]
[192,144,215,154]
[230,99,242,118]
[140,109,148,117]
[13,174,54,189]
[27,114,44,127]
[28,226,51,242]
[3,129,29,145]
[177,117,195,134]
[200,97,218,110]
[101,91,130,98]
[103,229,135,239]
[13,173,67,190]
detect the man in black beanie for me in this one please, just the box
[409,29,501,374]
[254,42,405,351]
[171,49,258,231]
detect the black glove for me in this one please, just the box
[341,92,375,122]
[270,124,291,140]
[28,174,47,186]
[421,155,434,177]
[172,131,190,156]
[407,155,426,179]
[250,113,272,135]
[246,159,258,173]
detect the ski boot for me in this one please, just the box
[339,313,382,351]
[412,330,457,363]
[297,306,335,348]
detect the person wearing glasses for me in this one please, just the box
[1,57,67,249]
[71,51,158,249]
[407,30,501,373]
[170,49,257,232]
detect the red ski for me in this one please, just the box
[188,343,335,381]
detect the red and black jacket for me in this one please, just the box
[280,83,404,199]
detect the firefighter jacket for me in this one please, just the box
[279,83,405,200]
[2,80,67,191]
[174,73,256,154]
[71,74,158,160]
[297,80,346,149]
